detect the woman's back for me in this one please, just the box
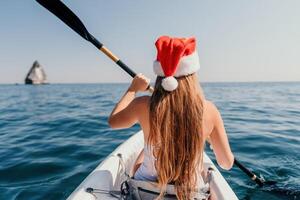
[133,96,216,182]
[108,36,234,199]
[131,96,215,146]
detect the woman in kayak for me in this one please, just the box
[108,36,234,199]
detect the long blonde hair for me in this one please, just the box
[148,73,205,199]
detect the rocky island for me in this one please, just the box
[25,61,47,84]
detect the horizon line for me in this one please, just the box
[1,80,299,85]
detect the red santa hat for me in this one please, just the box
[153,36,200,91]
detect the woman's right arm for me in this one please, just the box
[209,104,234,170]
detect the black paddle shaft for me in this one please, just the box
[36,0,136,78]
[234,158,264,187]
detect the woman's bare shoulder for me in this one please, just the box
[204,100,222,123]
[134,95,150,105]
[132,95,151,111]
[204,100,219,114]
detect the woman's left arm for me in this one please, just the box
[108,74,150,129]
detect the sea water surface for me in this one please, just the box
[0,83,299,200]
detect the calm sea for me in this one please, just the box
[0,83,299,200]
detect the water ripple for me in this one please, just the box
[0,83,299,200]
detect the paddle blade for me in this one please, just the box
[263,180,277,185]
[36,0,91,41]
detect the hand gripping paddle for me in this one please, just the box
[36,0,153,92]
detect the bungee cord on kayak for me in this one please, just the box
[26,0,293,199]
[80,133,215,200]
[1,0,300,199]
[35,0,273,187]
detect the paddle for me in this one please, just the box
[234,158,277,187]
[36,0,275,188]
[207,139,275,187]
[234,158,264,186]
[35,0,153,92]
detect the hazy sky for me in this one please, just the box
[0,0,299,83]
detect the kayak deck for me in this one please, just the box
[67,131,238,200]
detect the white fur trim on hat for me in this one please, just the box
[153,60,165,76]
[175,51,200,76]
[153,51,200,77]
[161,76,178,91]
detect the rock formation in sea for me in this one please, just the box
[25,61,47,84]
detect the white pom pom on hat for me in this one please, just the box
[153,36,200,92]
[161,76,178,92]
